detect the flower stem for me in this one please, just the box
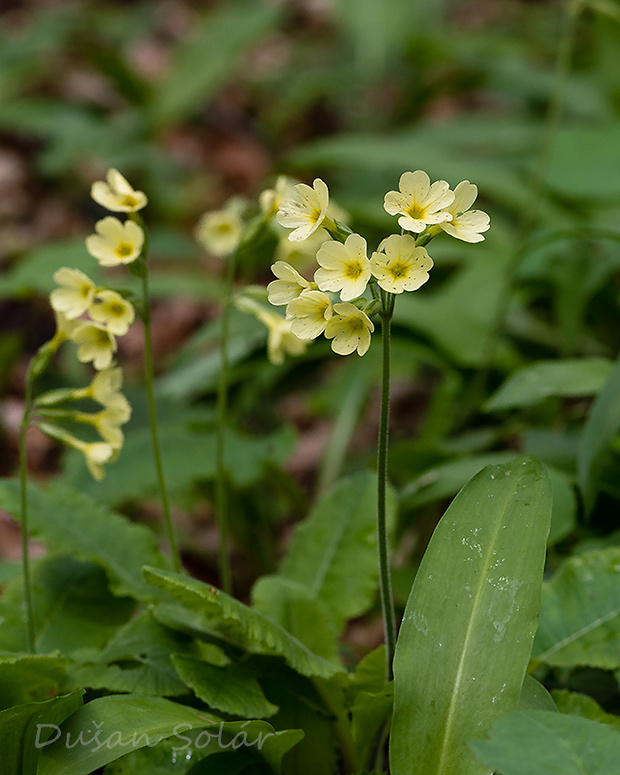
[377,290,397,681]
[215,251,236,595]
[19,366,36,653]
[140,269,181,573]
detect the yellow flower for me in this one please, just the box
[74,404,130,447]
[195,198,245,258]
[370,234,433,294]
[439,180,490,243]
[236,295,307,365]
[89,290,135,336]
[91,169,147,213]
[70,321,117,370]
[384,170,454,234]
[89,367,130,413]
[315,233,371,301]
[287,290,333,339]
[276,178,330,242]
[49,268,96,319]
[86,216,144,267]
[324,302,374,356]
[74,438,117,480]
[259,175,297,218]
[267,261,313,306]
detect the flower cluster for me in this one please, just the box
[32,169,145,478]
[243,170,489,359]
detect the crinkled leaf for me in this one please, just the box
[551,690,620,730]
[0,655,66,711]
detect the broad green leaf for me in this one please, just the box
[470,709,620,775]
[485,358,614,411]
[68,611,194,697]
[150,0,281,126]
[172,654,278,719]
[0,655,66,711]
[0,480,170,601]
[350,686,393,771]
[251,576,339,662]
[143,568,342,680]
[0,691,83,775]
[390,456,552,775]
[276,472,395,631]
[532,546,620,669]
[0,555,134,655]
[578,356,620,514]
[552,690,620,730]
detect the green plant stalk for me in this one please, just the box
[377,289,397,681]
[140,268,182,574]
[18,366,36,653]
[215,251,237,595]
[312,679,358,774]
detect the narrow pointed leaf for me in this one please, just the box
[390,456,552,775]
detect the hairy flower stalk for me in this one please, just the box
[18,363,37,653]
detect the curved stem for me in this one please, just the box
[215,252,236,595]
[141,270,181,573]
[19,367,36,653]
[377,290,396,681]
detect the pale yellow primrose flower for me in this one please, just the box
[259,175,297,218]
[315,233,371,302]
[267,261,314,306]
[50,268,96,319]
[73,438,117,481]
[86,216,144,267]
[89,290,135,336]
[195,197,245,258]
[91,168,147,213]
[70,321,117,370]
[89,367,130,413]
[75,405,130,448]
[236,295,307,365]
[384,170,454,234]
[287,290,333,339]
[324,302,374,356]
[439,180,490,243]
[370,234,433,294]
[276,178,330,242]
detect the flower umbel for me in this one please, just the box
[384,170,454,234]
[49,268,96,319]
[315,233,372,302]
[91,168,147,213]
[370,234,433,294]
[86,216,144,267]
[88,290,135,336]
[276,178,330,242]
[324,303,374,356]
[287,290,333,339]
[439,180,490,243]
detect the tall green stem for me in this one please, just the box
[19,368,36,653]
[215,251,236,595]
[377,290,397,681]
[141,269,181,573]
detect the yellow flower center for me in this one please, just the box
[121,195,138,207]
[108,303,126,318]
[80,283,92,299]
[345,262,363,280]
[388,261,408,279]
[115,242,134,258]
[94,329,111,346]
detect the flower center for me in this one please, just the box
[405,203,425,220]
[121,195,138,207]
[108,303,126,318]
[345,262,363,280]
[388,261,408,279]
[115,242,134,258]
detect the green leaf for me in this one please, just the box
[551,690,620,730]
[485,358,614,411]
[470,709,620,775]
[276,472,395,632]
[0,555,134,655]
[0,479,170,601]
[172,655,278,719]
[390,456,552,775]
[0,655,66,711]
[143,568,342,680]
[350,686,393,771]
[519,675,557,712]
[578,356,620,514]
[149,0,281,126]
[532,546,620,669]
[0,692,83,775]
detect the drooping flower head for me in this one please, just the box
[314,233,371,302]
[287,290,333,340]
[440,180,490,243]
[384,170,454,234]
[89,367,131,414]
[88,290,135,336]
[259,176,297,219]
[267,261,314,306]
[276,178,330,242]
[91,169,147,213]
[236,295,307,365]
[370,234,434,294]
[49,268,96,319]
[86,216,144,267]
[324,303,374,356]
[195,197,246,258]
[69,321,117,370]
